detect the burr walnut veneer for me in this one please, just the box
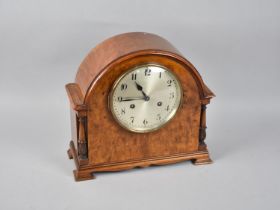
[66,32,215,181]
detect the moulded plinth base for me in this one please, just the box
[67,141,212,181]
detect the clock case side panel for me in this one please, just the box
[65,83,92,177]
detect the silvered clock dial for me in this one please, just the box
[109,64,182,133]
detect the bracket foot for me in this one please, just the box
[73,170,95,181]
[67,148,73,159]
[192,157,213,165]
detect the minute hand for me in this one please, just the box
[135,82,150,101]
[120,97,146,102]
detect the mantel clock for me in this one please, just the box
[66,32,215,181]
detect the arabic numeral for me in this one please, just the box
[121,83,127,91]
[156,114,161,120]
[166,105,170,111]
[167,80,172,87]
[131,73,137,80]
[145,68,151,76]
[130,116,135,123]
[143,119,148,125]
[169,92,175,99]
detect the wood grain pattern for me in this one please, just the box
[87,55,201,165]
[65,32,215,181]
[67,140,211,181]
[65,83,87,111]
[75,32,215,102]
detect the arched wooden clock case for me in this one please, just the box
[66,32,215,181]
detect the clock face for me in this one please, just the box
[109,64,182,133]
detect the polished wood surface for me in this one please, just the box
[75,32,214,101]
[87,55,201,165]
[65,83,87,112]
[66,32,215,181]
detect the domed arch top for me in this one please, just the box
[74,32,215,104]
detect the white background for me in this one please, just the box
[1,0,280,209]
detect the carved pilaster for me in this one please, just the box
[199,104,207,146]
[78,116,88,159]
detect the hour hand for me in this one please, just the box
[135,81,144,91]
[135,82,149,101]
[119,97,146,102]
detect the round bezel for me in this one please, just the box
[109,64,183,133]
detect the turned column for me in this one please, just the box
[77,116,88,159]
[199,104,207,148]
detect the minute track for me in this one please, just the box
[110,64,182,133]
